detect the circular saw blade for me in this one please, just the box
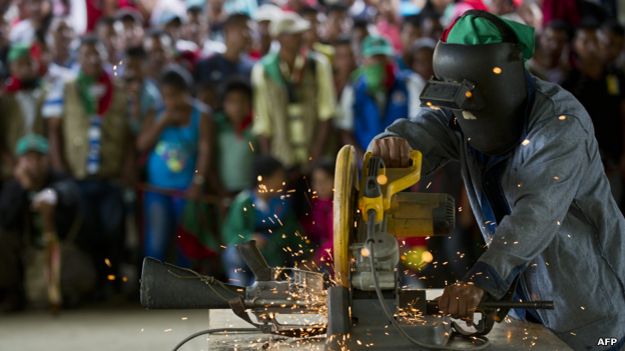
[333,145,359,287]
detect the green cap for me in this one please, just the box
[15,134,49,156]
[8,42,31,63]
[362,35,394,58]
[446,14,535,60]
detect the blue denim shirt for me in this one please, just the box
[375,78,625,350]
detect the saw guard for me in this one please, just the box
[332,145,359,287]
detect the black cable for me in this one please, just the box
[172,327,260,351]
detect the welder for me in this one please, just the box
[371,10,625,350]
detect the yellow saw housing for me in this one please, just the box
[332,145,455,287]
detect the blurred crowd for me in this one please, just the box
[0,0,624,312]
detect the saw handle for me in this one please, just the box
[382,150,423,208]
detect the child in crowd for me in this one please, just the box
[221,156,305,285]
[136,64,211,266]
[213,79,255,195]
[302,158,335,268]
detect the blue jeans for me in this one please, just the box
[143,191,190,267]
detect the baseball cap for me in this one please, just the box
[362,35,394,58]
[15,134,49,156]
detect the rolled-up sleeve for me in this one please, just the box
[464,116,589,299]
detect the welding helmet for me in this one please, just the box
[420,10,535,155]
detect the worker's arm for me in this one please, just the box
[370,108,461,173]
[463,115,589,300]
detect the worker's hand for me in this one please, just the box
[439,282,485,320]
[370,137,412,168]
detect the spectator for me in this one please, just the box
[182,5,206,48]
[352,17,372,61]
[95,16,121,69]
[600,20,625,72]
[115,8,145,50]
[143,29,175,82]
[322,4,350,44]
[194,13,253,90]
[161,14,202,68]
[527,20,571,84]
[419,11,444,40]
[404,37,436,117]
[45,16,78,74]
[406,38,435,81]
[252,12,335,170]
[562,20,625,208]
[123,46,163,136]
[253,4,283,58]
[0,134,92,311]
[397,15,421,70]
[336,36,416,153]
[46,35,132,294]
[221,155,303,285]
[375,0,402,53]
[9,0,53,44]
[136,64,211,266]
[299,6,335,59]
[332,37,357,98]
[213,79,255,195]
[302,158,334,267]
[207,0,228,42]
[1,42,46,180]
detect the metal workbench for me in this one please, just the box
[204,289,572,350]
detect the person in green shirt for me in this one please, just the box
[212,79,256,196]
[221,155,306,285]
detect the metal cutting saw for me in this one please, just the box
[140,145,553,350]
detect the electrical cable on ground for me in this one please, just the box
[172,327,260,351]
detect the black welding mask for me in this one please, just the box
[420,11,528,156]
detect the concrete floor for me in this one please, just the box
[0,305,212,351]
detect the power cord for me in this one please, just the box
[172,328,259,351]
